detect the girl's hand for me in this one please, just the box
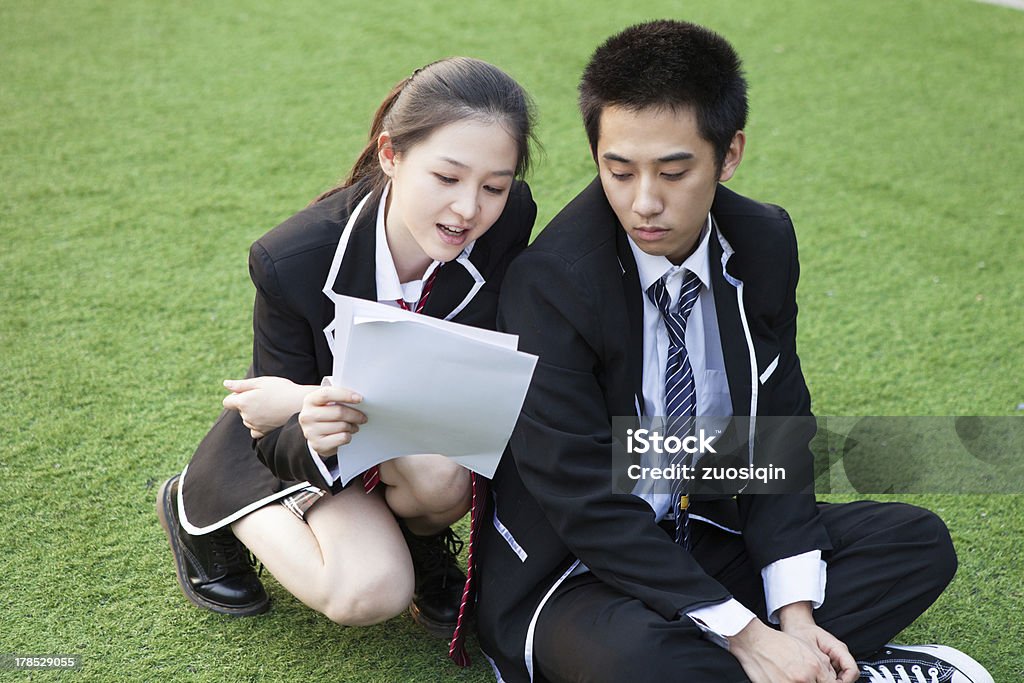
[222,376,318,439]
[298,386,367,458]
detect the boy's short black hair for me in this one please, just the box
[578,20,748,168]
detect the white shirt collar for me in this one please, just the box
[373,182,444,304]
[627,214,713,294]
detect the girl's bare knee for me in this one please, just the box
[320,563,414,626]
[409,461,471,514]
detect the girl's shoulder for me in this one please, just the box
[254,188,360,262]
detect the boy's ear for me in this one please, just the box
[377,132,397,177]
[718,130,746,182]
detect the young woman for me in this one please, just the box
[156,57,536,661]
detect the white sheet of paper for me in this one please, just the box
[329,296,537,486]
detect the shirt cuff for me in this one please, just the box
[687,599,757,649]
[761,550,827,624]
[308,441,340,487]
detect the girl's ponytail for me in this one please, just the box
[311,58,535,207]
[309,75,412,205]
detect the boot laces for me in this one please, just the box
[208,530,251,575]
[413,528,464,591]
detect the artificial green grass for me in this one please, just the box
[1,0,1021,680]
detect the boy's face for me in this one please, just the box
[596,105,744,265]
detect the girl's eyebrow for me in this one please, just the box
[439,156,515,177]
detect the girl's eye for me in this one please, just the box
[484,185,508,196]
[434,174,457,185]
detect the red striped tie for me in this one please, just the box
[362,266,440,495]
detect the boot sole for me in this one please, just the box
[408,602,458,640]
[156,476,270,617]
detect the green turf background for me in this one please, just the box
[1,0,1021,680]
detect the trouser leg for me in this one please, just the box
[809,500,957,657]
[533,572,750,683]
[532,500,955,681]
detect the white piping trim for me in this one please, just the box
[482,650,507,683]
[735,281,759,473]
[320,191,375,350]
[689,513,742,536]
[759,354,780,385]
[524,559,581,681]
[177,463,314,535]
[492,501,528,562]
[714,222,757,471]
[445,253,486,321]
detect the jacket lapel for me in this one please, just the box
[709,219,753,419]
[422,240,488,321]
[615,222,645,416]
[327,192,379,302]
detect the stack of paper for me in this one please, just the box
[329,295,538,486]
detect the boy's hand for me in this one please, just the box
[778,603,858,683]
[729,618,841,683]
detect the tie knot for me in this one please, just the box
[646,270,701,326]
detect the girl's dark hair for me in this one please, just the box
[314,57,535,204]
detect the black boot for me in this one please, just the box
[156,475,269,616]
[401,524,466,638]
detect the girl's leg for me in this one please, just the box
[377,454,471,534]
[231,485,414,626]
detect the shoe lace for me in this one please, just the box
[247,550,265,577]
[862,664,941,683]
[207,530,251,575]
[413,528,464,591]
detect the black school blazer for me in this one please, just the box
[178,181,536,533]
[476,178,832,682]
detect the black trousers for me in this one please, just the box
[533,501,957,683]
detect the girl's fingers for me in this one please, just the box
[223,378,257,392]
[301,403,366,426]
[306,386,363,407]
[309,431,353,457]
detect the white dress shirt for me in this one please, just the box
[308,184,467,486]
[627,215,826,642]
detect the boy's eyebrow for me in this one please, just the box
[601,151,695,164]
[440,156,515,177]
[658,151,694,163]
[601,152,632,164]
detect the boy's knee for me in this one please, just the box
[912,506,958,585]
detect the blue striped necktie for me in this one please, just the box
[646,270,702,548]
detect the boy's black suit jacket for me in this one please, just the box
[477,178,832,682]
[179,181,535,532]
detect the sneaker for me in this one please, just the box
[858,644,993,683]
[156,475,269,616]
[401,524,466,638]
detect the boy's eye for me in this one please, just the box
[662,172,685,180]
[610,171,632,181]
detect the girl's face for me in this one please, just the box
[378,119,519,275]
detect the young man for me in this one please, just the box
[476,20,992,683]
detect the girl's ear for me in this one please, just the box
[377,132,397,177]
